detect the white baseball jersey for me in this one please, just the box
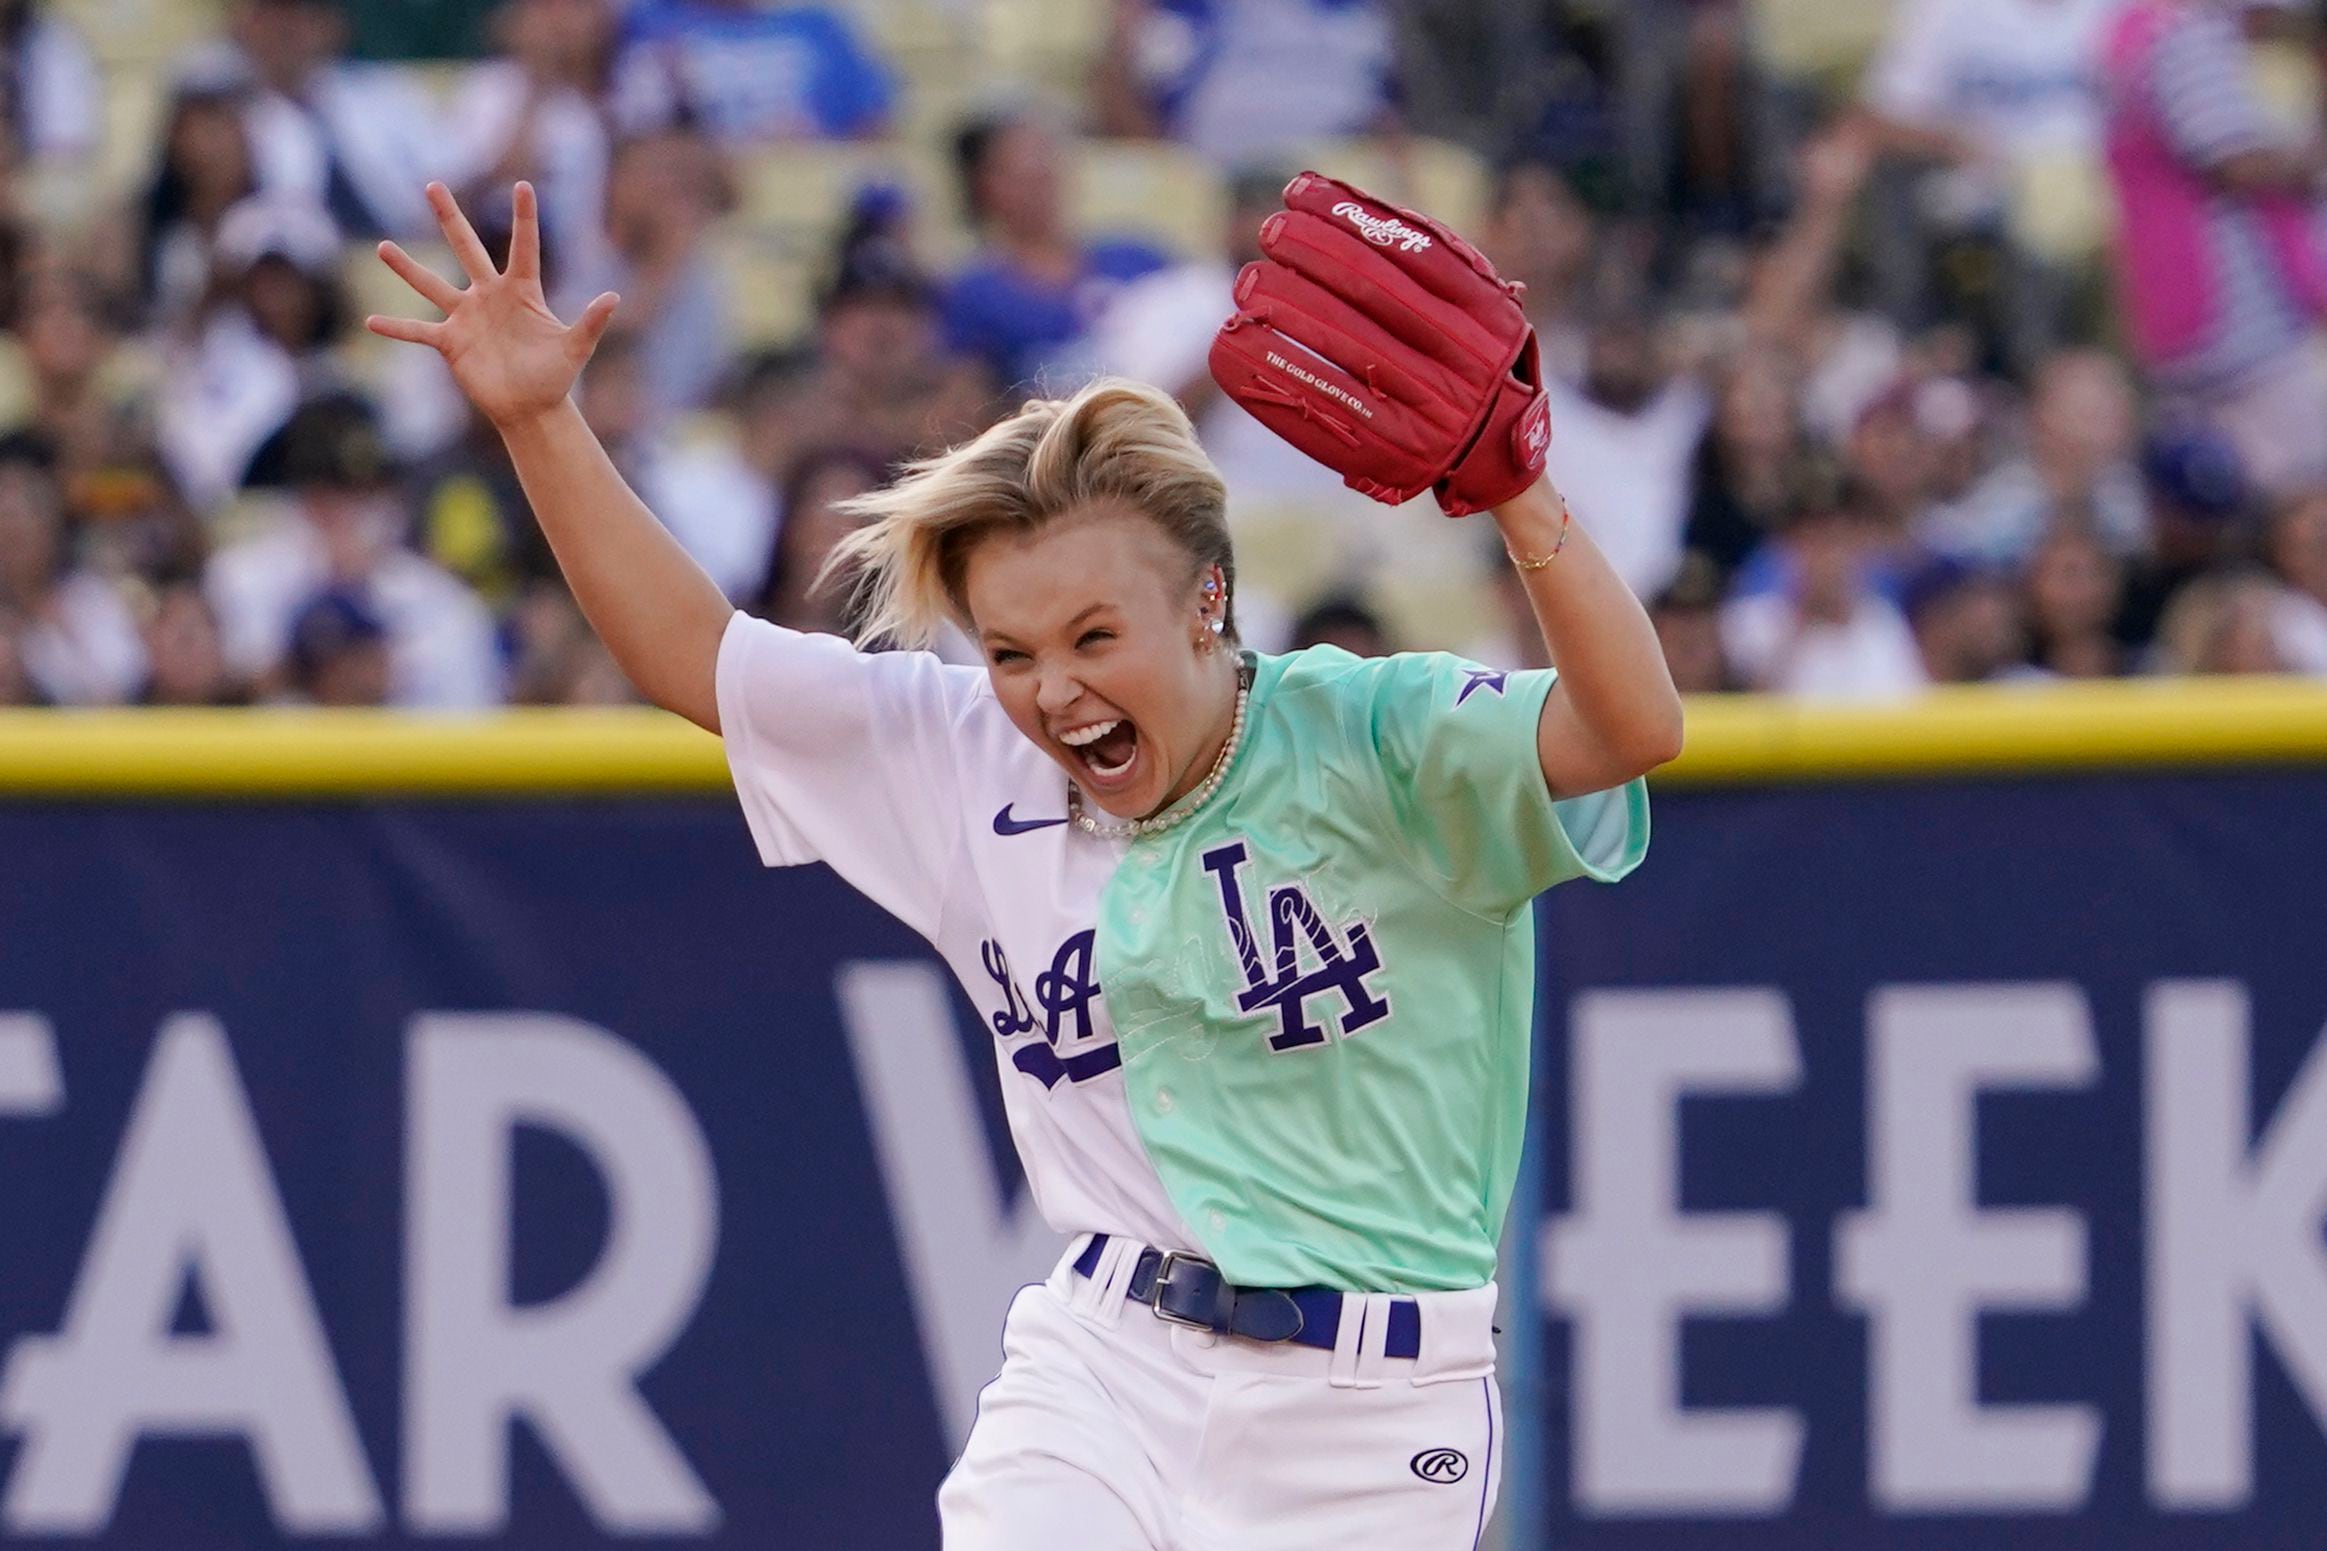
[715,611,1649,1294]
[716,611,1203,1257]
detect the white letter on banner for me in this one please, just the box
[2147,981,2327,1507]
[837,963,1060,1446]
[405,1014,720,1534]
[0,1014,63,1117]
[1834,984,2101,1510]
[1544,988,1804,1514]
[0,1014,382,1534]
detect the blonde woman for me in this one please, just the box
[370,178,1681,1548]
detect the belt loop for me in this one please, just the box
[1067,1234,1112,1319]
[1328,1293,1366,1389]
[1091,1236,1141,1326]
[1350,1293,1394,1390]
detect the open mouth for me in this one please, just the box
[1059,717,1141,793]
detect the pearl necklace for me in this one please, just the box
[1069,657,1253,841]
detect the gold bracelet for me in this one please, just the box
[1505,499,1573,572]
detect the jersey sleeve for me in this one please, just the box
[1349,651,1649,917]
[714,611,978,939]
[807,10,895,136]
[2149,11,2273,169]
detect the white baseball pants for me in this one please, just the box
[939,1235,1503,1550]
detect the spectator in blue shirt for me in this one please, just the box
[940,107,1170,390]
[611,0,893,143]
[1094,0,1396,164]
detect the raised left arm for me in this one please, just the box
[1197,169,1681,795]
[1494,478,1685,798]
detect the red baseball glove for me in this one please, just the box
[1208,171,1551,518]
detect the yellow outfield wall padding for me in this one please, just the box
[0,709,728,796]
[1661,677,2327,786]
[0,678,2324,797]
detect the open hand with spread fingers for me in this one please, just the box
[365,180,620,431]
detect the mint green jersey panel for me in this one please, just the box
[1095,646,1649,1292]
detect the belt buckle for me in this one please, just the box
[1145,1251,1225,1333]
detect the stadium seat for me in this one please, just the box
[1747,0,1896,92]
[1223,502,1355,618]
[1372,564,1505,657]
[975,0,1109,93]
[1228,491,1501,655]
[2251,39,2325,135]
[0,339,34,432]
[340,239,454,388]
[1071,141,1224,260]
[94,61,167,206]
[735,142,900,230]
[14,57,166,225]
[706,226,822,350]
[54,0,227,67]
[1277,137,1491,238]
[340,242,410,336]
[850,0,978,61]
[2007,150,2118,265]
[891,56,985,148]
[732,141,960,250]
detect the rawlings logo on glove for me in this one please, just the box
[1209,172,1551,518]
[1519,394,1552,462]
[1331,201,1432,253]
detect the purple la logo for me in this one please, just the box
[1200,840,1391,1053]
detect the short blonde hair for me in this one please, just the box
[824,377,1235,649]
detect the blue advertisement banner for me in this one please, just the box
[0,802,986,1549]
[1533,772,2327,1550]
[3,770,2325,1548]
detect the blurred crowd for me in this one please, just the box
[0,0,2325,708]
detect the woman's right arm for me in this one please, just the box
[367,180,731,733]
[495,399,730,731]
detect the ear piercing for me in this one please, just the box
[1198,574,1227,650]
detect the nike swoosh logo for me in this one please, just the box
[993,805,1068,836]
